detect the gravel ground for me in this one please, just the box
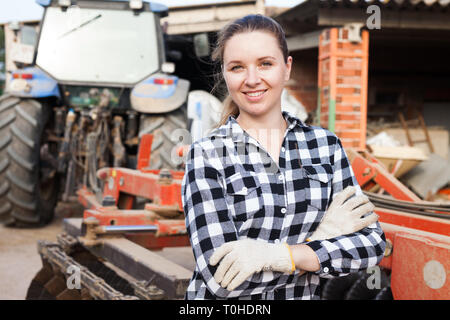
[0,202,84,300]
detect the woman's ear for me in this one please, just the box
[284,56,293,82]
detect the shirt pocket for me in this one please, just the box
[302,163,333,211]
[223,171,262,222]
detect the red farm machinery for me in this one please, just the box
[24,132,450,300]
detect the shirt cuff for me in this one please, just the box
[304,240,334,276]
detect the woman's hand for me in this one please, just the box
[309,186,378,241]
[209,239,295,291]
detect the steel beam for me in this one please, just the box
[63,218,193,299]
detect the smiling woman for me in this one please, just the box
[181,14,385,300]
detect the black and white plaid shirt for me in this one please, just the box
[181,111,386,300]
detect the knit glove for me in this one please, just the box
[309,186,378,241]
[209,239,295,291]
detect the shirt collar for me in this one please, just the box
[212,110,307,142]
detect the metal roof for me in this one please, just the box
[276,0,450,34]
[317,0,450,7]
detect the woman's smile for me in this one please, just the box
[243,89,268,101]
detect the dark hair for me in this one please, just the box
[211,14,289,126]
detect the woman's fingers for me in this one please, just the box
[227,267,253,291]
[213,251,237,285]
[354,213,379,231]
[329,186,356,210]
[209,241,236,266]
[351,201,375,218]
[221,260,240,288]
[342,194,369,211]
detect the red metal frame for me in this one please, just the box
[76,134,449,299]
[379,222,449,300]
[77,134,189,250]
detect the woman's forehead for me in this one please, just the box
[223,31,282,62]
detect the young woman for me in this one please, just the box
[181,14,385,300]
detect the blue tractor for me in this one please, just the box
[0,0,192,226]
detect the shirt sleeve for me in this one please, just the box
[182,142,304,298]
[304,136,386,278]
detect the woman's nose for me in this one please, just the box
[244,67,261,86]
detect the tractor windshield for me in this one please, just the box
[36,6,161,85]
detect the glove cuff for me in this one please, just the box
[264,243,295,274]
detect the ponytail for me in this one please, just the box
[216,95,239,127]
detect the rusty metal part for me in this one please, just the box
[367,191,450,219]
[77,207,189,250]
[57,232,79,253]
[112,116,126,167]
[37,240,139,300]
[57,110,76,173]
[86,132,101,194]
[126,111,138,141]
[78,216,160,246]
[130,280,165,300]
[63,218,192,299]
[62,160,75,202]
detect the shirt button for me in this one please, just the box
[274,239,280,244]
[278,174,284,181]
[281,147,286,152]
[281,207,287,214]
[323,267,329,273]
[241,187,247,193]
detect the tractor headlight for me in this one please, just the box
[58,0,71,7]
[10,78,30,92]
[129,0,143,10]
[161,62,175,74]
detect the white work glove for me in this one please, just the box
[309,186,378,241]
[209,239,295,291]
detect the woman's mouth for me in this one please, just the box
[243,89,267,101]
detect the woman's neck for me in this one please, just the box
[236,108,286,133]
[236,108,288,164]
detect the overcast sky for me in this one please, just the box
[0,0,304,24]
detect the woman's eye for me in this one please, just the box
[261,61,272,67]
[231,65,242,71]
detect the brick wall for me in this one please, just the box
[286,49,318,114]
[317,27,369,150]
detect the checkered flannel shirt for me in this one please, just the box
[181,111,386,300]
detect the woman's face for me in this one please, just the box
[222,31,292,119]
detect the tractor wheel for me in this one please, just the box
[321,269,392,300]
[0,94,19,225]
[138,104,188,170]
[0,96,58,227]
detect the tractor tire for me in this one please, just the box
[0,96,58,227]
[321,269,392,300]
[0,94,19,225]
[138,104,188,170]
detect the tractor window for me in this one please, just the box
[36,6,160,85]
